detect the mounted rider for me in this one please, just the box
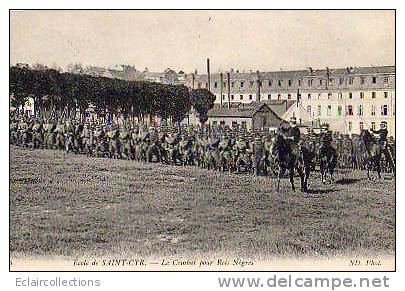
[319,123,333,157]
[371,121,395,170]
[280,116,301,158]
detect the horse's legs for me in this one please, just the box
[296,165,306,192]
[367,161,372,180]
[376,159,382,179]
[329,165,334,183]
[289,166,295,192]
[276,165,282,191]
[320,162,326,184]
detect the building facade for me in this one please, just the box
[186,66,395,136]
[207,102,286,131]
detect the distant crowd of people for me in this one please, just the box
[9,112,395,176]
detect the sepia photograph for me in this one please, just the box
[9,10,395,271]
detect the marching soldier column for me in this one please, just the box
[9,112,396,177]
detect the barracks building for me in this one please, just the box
[187,66,395,135]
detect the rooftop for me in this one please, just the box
[207,100,295,119]
[193,65,395,82]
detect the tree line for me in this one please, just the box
[9,64,216,124]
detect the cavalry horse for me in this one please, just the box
[319,143,338,184]
[269,133,313,192]
[359,129,382,179]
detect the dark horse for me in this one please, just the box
[360,129,382,179]
[269,133,313,192]
[319,143,338,184]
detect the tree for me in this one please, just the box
[10,66,34,110]
[190,88,216,124]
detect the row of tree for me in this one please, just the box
[9,65,216,124]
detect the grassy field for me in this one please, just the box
[10,146,395,259]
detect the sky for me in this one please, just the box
[10,10,395,73]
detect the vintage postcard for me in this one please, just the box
[9,10,395,271]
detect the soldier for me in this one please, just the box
[371,121,395,171]
[319,124,333,157]
[31,119,44,149]
[119,125,133,160]
[280,117,301,159]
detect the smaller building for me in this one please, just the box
[207,102,288,131]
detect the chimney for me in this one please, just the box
[220,72,224,107]
[256,70,261,102]
[206,58,211,92]
[227,72,231,109]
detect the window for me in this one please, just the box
[348,121,352,132]
[249,94,253,100]
[360,77,365,84]
[372,76,377,84]
[232,121,238,128]
[298,80,302,86]
[308,93,311,99]
[347,105,353,116]
[372,92,376,98]
[231,82,235,87]
[240,95,243,100]
[317,105,322,116]
[240,81,244,87]
[359,122,364,131]
[277,94,281,100]
[318,93,321,99]
[371,122,376,130]
[319,79,323,85]
[349,92,353,99]
[231,95,234,100]
[307,105,312,115]
[278,80,282,87]
[337,105,343,116]
[241,121,247,129]
[328,93,332,99]
[360,92,364,99]
[329,78,334,85]
[381,105,388,116]
[223,82,226,87]
[214,82,218,88]
[327,105,331,116]
[249,81,254,87]
[288,80,292,86]
[338,92,343,99]
[268,94,271,99]
[222,95,225,100]
[371,105,376,116]
[268,80,272,87]
[348,77,354,84]
[339,77,344,85]
[287,94,291,100]
[308,79,313,86]
[358,104,363,116]
[212,121,218,126]
[384,92,388,98]
[384,76,389,83]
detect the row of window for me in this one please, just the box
[307,105,390,117]
[307,91,390,99]
[211,120,248,129]
[349,121,388,132]
[217,91,391,101]
[203,75,391,89]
